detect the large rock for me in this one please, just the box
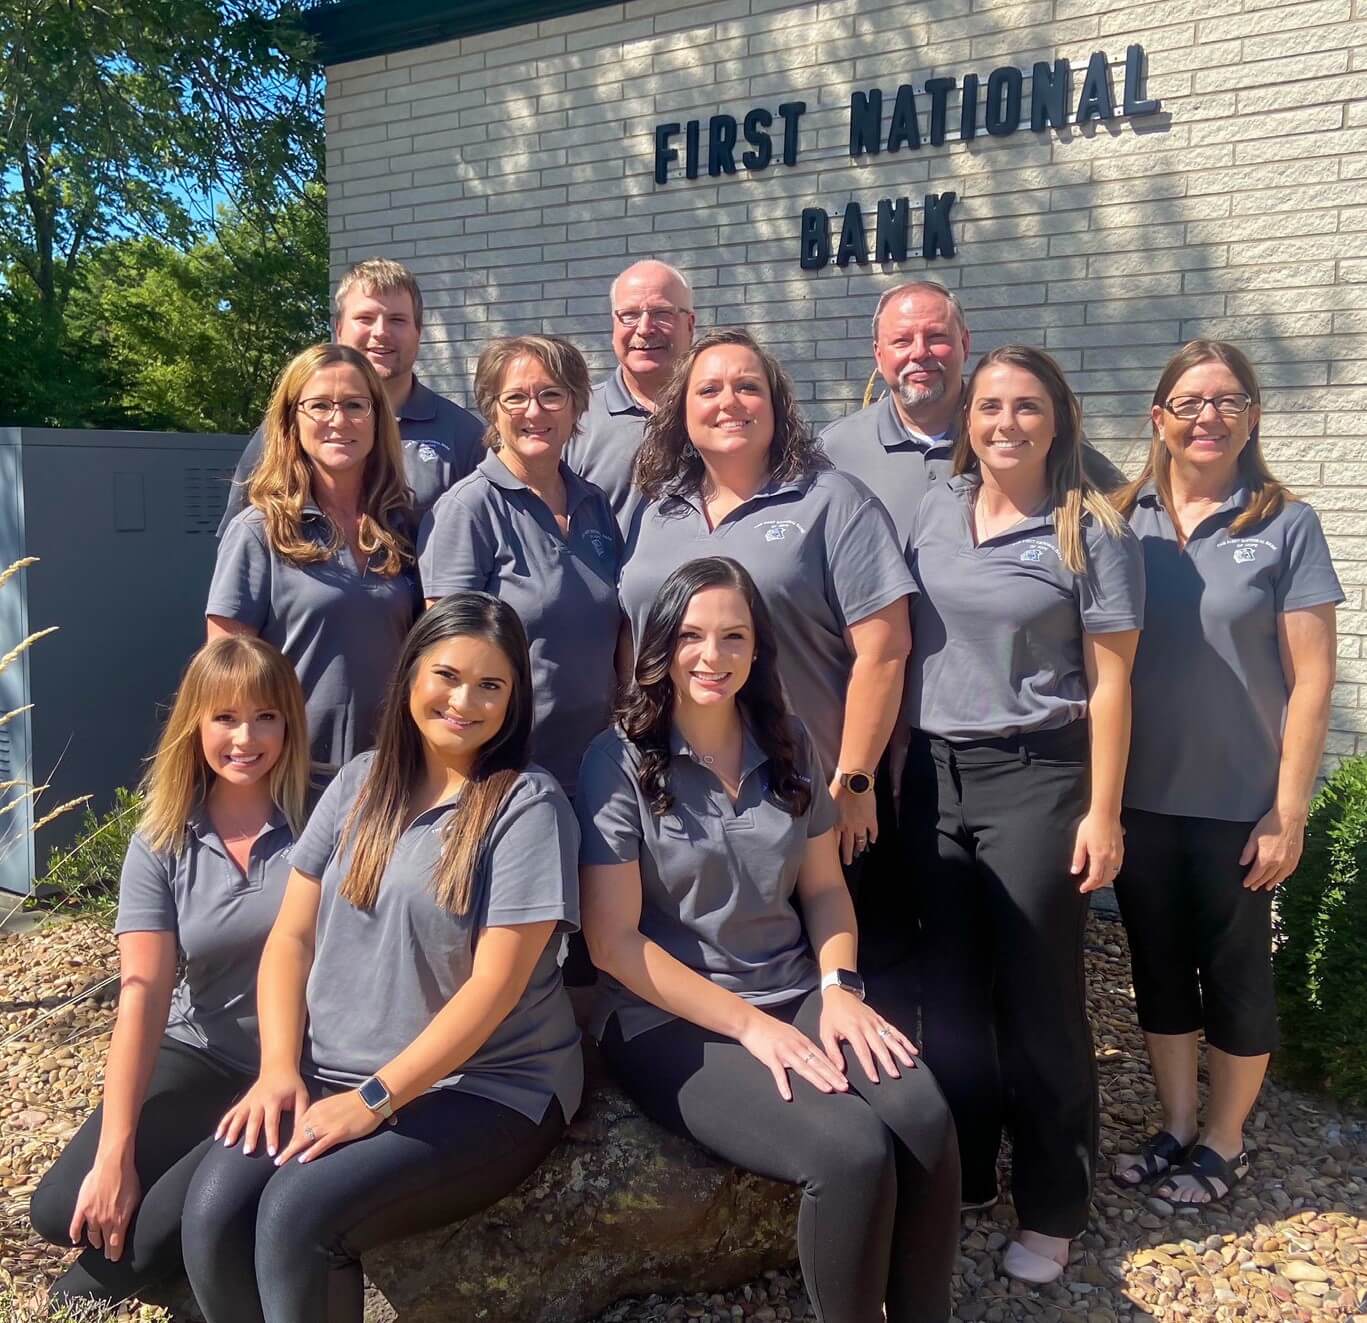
[145,1072,799,1322]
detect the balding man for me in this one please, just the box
[218,258,484,535]
[564,259,695,534]
[820,281,1124,549]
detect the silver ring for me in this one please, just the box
[303,1125,317,1142]
[876,1027,893,1039]
[802,1051,816,1063]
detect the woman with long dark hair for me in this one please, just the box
[180,594,582,1323]
[1109,342,1340,1205]
[902,346,1144,1282]
[578,556,959,1323]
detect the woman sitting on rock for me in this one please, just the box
[577,556,960,1323]
[30,637,311,1305]
[180,593,582,1323]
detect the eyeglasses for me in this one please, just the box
[1163,393,1253,420]
[496,387,572,413]
[613,304,690,329]
[297,396,374,422]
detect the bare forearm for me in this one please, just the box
[1277,682,1332,817]
[837,653,905,772]
[801,885,859,976]
[96,985,173,1158]
[1087,676,1131,820]
[255,934,312,1074]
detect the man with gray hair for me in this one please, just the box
[218,257,484,534]
[821,280,1123,549]
[564,259,695,534]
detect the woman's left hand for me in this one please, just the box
[1240,805,1306,891]
[818,988,918,1084]
[274,1089,384,1166]
[829,780,878,868]
[1071,812,1124,894]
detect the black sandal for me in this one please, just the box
[1153,1143,1252,1205]
[1111,1130,1191,1188]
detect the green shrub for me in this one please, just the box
[1274,756,1367,1108]
[40,787,144,917]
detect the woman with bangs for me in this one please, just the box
[902,346,1144,1282]
[579,557,959,1323]
[207,343,421,773]
[181,593,581,1323]
[30,637,311,1305]
[1109,342,1341,1208]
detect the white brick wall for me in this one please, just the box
[325,0,1367,764]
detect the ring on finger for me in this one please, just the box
[802,1051,816,1064]
[303,1125,317,1142]
[876,1026,892,1039]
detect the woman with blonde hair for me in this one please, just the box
[181,593,581,1323]
[1109,341,1341,1206]
[29,637,310,1304]
[901,345,1144,1282]
[207,343,420,772]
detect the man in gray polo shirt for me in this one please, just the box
[218,258,484,534]
[563,259,695,534]
[820,281,1125,550]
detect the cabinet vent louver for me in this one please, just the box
[184,468,233,534]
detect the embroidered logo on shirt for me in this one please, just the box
[759,519,805,543]
[403,439,446,464]
[1217,536,1277,564]
[583,529,614,559]
[1018,538,1059,564]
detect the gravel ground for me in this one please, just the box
[2,912,1365,1322]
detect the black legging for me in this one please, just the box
[180,1086,564,1323]
[29,1037,253,1303]
[601,984,960,1323]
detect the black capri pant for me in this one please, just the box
[1114,806,1277,1056]
[601,984,960,1323]
[29,1037,253,1304]
[902,722,1097,1238]
[180,1087,564,1323]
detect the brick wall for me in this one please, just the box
[323,0,1367,766]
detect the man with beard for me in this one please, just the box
[821,281,1124,550]
[217,258,484,534]
[564,259,695,535]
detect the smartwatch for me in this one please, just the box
[358,1074,396,1122]
[820,969,866,1001]
[836,768,874,795]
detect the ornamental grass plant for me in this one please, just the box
[1274,756,1367,1109]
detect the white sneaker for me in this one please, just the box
[1002,1238,1067,1284]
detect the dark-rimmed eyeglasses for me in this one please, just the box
[297,396,374,422]
[1162,394,1253,420]
[496,387,571,413]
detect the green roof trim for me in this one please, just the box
[304,0,615,65]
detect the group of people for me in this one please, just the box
[27,255,1341,1322]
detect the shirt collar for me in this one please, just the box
[605,367,650,417]
[1138,479,1252,517]
[668,720,768,784]
[946,472,1056,535]
[188,803,289,850]
[397,374,436,423]
[662,469,812,518]
[875,392,958,454]
[480,448,599,515]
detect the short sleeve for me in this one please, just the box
[575,741,644,866]
[800,726,838,838]
[417,487,497,599]
[291,762,360,879]
[483,782,580,932]
[825,482,918,627]
[1077,520,1145,634]
[1275,503,1345,614]
[217,428,264,538]
[206,514,273,631]
[114,834,178,935]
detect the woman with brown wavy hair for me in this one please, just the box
[1109,341,1341,1207]
[206,343,420,772]
[621,328,915,876]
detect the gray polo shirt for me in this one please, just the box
[563,368,651,535]
[207,507,420,772]
[620,471,914,778]
[907,475,1145,740]
[292,753,582,1123]
[115,808,295,1074]
[819,394,953,552]
[217,376,484,536]
[417,452,622,798]
[1125,483,1343,822]
[576,717,836,1041]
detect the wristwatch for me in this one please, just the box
[820,969,866,1001]
[358,1074,396,1123]
[836,768,875,794]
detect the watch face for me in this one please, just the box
[841,971,866,999]
[846,772,873,794]
[358,1077,388,1109]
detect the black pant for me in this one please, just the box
[29,1037,253,1304]
[1115,807,1276,1056]
[846,755,919,976]
[601,985,960,1323]
[902,724,1097,1237]
[181,1087,564,1323]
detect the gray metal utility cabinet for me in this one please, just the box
[0,427,245,894]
